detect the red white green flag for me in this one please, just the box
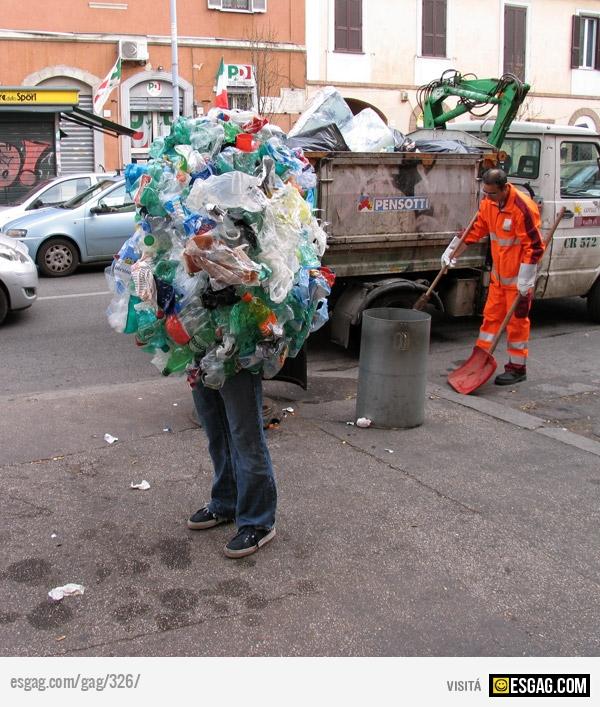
[214,58,229,109]
[93,57,122,115]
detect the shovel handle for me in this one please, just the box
[413,211,479,311]
[487,207,566,355]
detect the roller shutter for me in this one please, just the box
[0,114,56,206]
[59,93,95,174]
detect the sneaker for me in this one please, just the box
[224,526,276,559]
[494,363,527,386]
[187,506,232,530]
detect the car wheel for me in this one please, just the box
[36,238,80,277]
[0,287,8,325]
[587,278,600,323]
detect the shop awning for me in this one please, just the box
[60,106,135,138]
[0,101,134,138]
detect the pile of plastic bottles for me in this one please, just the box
[106,108,334,389]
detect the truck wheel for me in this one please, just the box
[0,288,8,325]
[369,291,421,310]
[36,238,79,277]
[587,279,600,323]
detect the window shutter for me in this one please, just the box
[422,0,446,57]
[348,0,362,52]
[504,5,526,80]
[422,0,434,56]
[571,15,582,68]
[334,0,362,53]
[335,0,348,51]
[252,0,267,12]
[433,0,446,57]
[595,19,600,70]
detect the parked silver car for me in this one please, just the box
[2,178,136,277]
[0,172,118,230]
[0,233,38,325]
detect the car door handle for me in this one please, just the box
[561,209,574,219]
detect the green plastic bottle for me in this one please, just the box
[162,345,193,376]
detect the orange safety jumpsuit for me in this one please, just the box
[465,183,544,365]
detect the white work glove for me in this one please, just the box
[441,236,462,268]
[517,263,537,295]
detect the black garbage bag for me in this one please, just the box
[414,139,483,154]
[285,123,349,152]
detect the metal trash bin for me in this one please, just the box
[356,307,431,429]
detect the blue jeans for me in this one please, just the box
[192,370,277,530]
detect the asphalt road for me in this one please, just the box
[1,267,595,398]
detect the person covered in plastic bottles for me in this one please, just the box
[441,168,544,385]
[187,367,277,558]
[107,107,332,558]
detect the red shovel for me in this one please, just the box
[447,207,566,395]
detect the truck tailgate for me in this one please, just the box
[312,151,488,277]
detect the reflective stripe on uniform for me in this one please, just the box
[507,340,527,350]
[490,233,519,247]
[491,267,518,286]
[478,330,495,342]
[509,354,527,365]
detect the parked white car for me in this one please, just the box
[0,172,118,230]
[0,233,38,325]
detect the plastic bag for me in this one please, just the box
[288,86,354,138]
[341,108,396,152]
[285,123,349,152]
[183,233,262,289]
[187,172,268,212]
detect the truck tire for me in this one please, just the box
[36,238,79,277]
[587,278,600,323]
[368,291,421,310]
[0,287,8,325]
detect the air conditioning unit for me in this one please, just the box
[119,39,149,62]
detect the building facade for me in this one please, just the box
[306,0,600,133]
[0,0,306,185]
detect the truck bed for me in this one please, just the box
[310,150,490,277]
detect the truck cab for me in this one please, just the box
[454,121,600,317]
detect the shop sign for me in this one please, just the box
[226,64,255,86]
[147,81,163,97]
[0,89,79,106]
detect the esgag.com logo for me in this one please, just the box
[490,674,590,697]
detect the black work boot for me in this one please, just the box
[494,362,527,386]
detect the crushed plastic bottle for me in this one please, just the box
[106,111,335,387]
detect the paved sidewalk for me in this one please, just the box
[2,366,600,656]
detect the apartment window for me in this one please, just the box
[207,0,266,12]
[571,15,600,69]
[504,5,527,81]
[334,0,362,53]
[422,0,446,57]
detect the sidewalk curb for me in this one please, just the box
[429,384,600,459]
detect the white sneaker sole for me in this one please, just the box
[224,528,276,558]
[187,516,232,530]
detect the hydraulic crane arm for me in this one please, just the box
[419,72,530,149]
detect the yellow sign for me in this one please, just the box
[0,89,79,106]
[491,677,510,694]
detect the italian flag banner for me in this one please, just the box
[214,57,229,109]
[93,57,122,115]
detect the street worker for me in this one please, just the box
[442,168,544,385]
[187,370,277,559]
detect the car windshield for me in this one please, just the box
[62,180,118,209]
[4,179,56,206]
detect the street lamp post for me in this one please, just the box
[170,0,179,120]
